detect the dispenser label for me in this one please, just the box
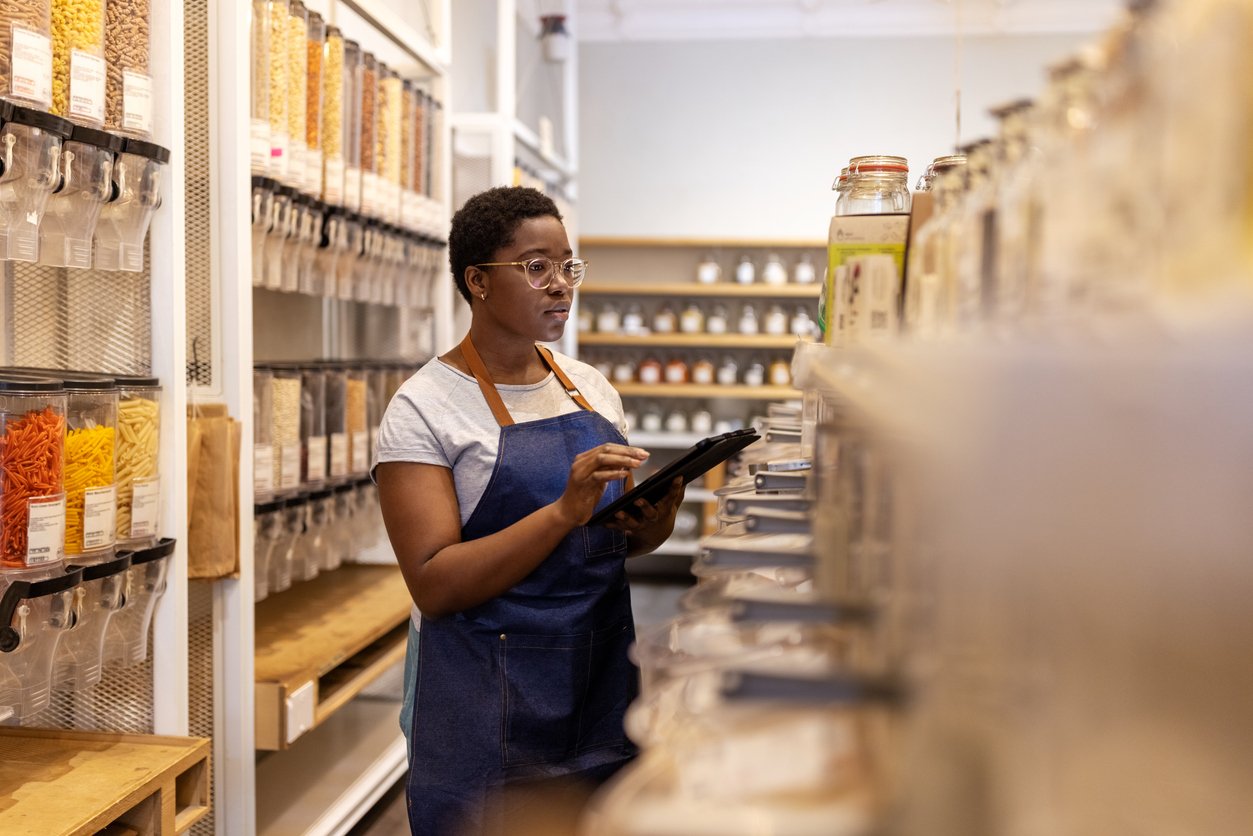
[344,166,362,210]
[254,444,275,494]
[351,432,369,472]
[83,485,118,550]
[269,130,288,180]
[129,477,161,539]
[306,436,327,482]
[25,494,66,566]
[825,214,910,344]
[123,70,153,135]
[69,49,105,123]
[306,149,323,198]
[324,156,345,205]
[250,119,270,172]
[10,25,51,107]
[329,433,348,477]
[279,442,301,490]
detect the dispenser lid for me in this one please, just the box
[4,368,116,390]
[112,372,161,388]
[326,25,341,37]
[126,537,176,565]
[284,493,310,506]
[333,483,355,494]
[255,499,286,515]
[4,105,73,137]
[123,136,171,163]
[252,175,278,190]
[0,373,63,392]
[69,124,125,153]
[68,551,133,581]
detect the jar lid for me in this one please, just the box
[113,372,161,387]
[69,124,126,153]
[344,38,360,50]
[326,25,341,37]
[849,155,908,174]
[124,137,171,163]
[309,10,323,24]
[0,373,63,392]
[5,105,73,138]
[3,367,115,390]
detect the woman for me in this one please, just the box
[375,186,683,835]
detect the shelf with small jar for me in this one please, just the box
[580,282,821,299]
[580,333,804,349]
[613,383,799,401]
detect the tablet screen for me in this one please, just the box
[587,428,760,526]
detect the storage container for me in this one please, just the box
[320,25,343,205]
[54,549,130,690]
[113,374,160,549]
[93,136,170,272]
[288,492,317,583]
[51,0,106,127]
[358,51,376,215]
[341,39,361,212]
[300,488,333,581]
[0,104,72,262]
[344,366,368,476]
[837,155,911,216]
[268,493,305,594]
[251,175,275,285]
[103,0,151,138]
[378,63,401,223]
[253,500,284,602]
[46,373,118,560]
[0,563,81,721]
[322,363,348,480]
[316,486,340,572]
[270,364,302,494]
[104,536,173,665]
[285,0,308,191]
[263,184,293,290]
[299,365,326,489]
[304,11,324,197]
[38,123,123,268]
[351,478,381,553]
[0,0,53,110]
[0,375,66,570]
[253,366,275,501]
[265,0,289,180]
[330,482,355,565]
[249,0,270,175]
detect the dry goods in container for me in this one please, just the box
[103,0,151,137]
[51,0,106,126]
[0,0,53,110]
[0,379,66,569]
[115,378,159,546]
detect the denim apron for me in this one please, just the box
[406,336,639,835]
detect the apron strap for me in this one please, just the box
[459,335,596,427]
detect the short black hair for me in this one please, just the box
[448,186,563,303]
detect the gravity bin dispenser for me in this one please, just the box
[93,137,170,272]
[104,537,176,668]
[0,566,84,724]
[0,103,73,262]
[39,124,126,269]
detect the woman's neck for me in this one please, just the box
[466,322,547,384]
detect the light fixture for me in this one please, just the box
[540,14,570,63]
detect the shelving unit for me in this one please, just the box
[0,729,210,835]
[582,334,804,349]
[580,282,820,299]
[612,383,801,401]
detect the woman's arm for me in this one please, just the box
[377,442,648,618]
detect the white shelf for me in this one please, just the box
[685,488,717,503]
[257,697,408,836]
[513,118,576,179]
[629,431,708,449]
[652,539,702,557]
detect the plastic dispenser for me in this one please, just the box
[0,565,84,723]
[94,136,170,272]
[54,549,132,690]
[38,124,124,268]
[251,176,276,286]
[104,537,175,667]
[254,500,285,602]
[0,103,73,262]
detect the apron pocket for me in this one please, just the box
[499,631,592,767]
[582,525,627,559]
[577,618,639,755]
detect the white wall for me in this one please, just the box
[578,34,1091,239]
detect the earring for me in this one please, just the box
[479,292,487,301]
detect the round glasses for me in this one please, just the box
[474,257,589,289]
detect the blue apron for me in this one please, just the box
[406,337,638,835]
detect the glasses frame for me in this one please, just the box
[473,257,589,290]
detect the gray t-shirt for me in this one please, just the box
[373,350,628,526]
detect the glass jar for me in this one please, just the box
[743,363,765,387]
[664,357,688,384]
[762,253,787,286]
[837,155,911,216]
[679,301,704,334]
[664,410,687,433]
[596,302,621,334]
[249,0,270,175]
[640,403,662,433]
[0,375,66,570]
[320,25,343,205]
[39,123,123,268]
[691,409,713,434]
[696,253,721,284]
[652,303,677,334]
[904,156,967,338]
[716,356,738,386]
[622,303,644,335]
[769,358,791,386]
[793,252,817,284]
[0,106,72,262]
[706,303,728,335]
[346,366,370,477]
[114,374,160,549]
[764,303,788,336]
[358,52,377,215]
[738,303,759,335]
[691,356,715,385]
[612,358,635,385]
[264,0,289,180]
[577,303,594,333]
[299,365,326,489]
[734,255,755,285]
[253,498,285,602]
[637,356,662,385]
[304,11,324,197]
[270,365,302,494]
[51,0,106,127]
[103,0,151,137]
[253,366,275,501]
[0,0,52,110]
[342,39,362,212]
[791,306,815,339]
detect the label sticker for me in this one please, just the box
[324,156,345,205]
[306,149,323,197]
[83,485,118,550]
[280,442,301,490]
[351,432,369,473]
[123,70,153,135]
[306,436,327,482]
[10,25,52,107]
[26,494,66,566]
[329,433,348,477]
[69,49,106,123]
[344,166,361,210]
[129,477,161,539]
[254,444,275,494]
[251,118,270,172]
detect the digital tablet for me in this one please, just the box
[588,428,760,526]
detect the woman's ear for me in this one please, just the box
[465,266,488,301]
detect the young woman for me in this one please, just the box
[374,187,683,835]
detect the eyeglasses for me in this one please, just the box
[474,257,589,290]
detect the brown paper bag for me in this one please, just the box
[187,404,239,579]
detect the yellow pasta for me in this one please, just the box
[115,396,159,540]
[64,423,115,555]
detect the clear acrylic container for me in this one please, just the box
[39,123,123,268]
[264,185,293,290]
[280,192,305,291]
[330,482,355,565]
[316,207,346,295]
[296,197,322,295]
[58,375,118,560]
[345,367,368,477]
[265,0,289,180]
[51,0,106,127]
[270,364,302,495]
[104,536,174,666]
[304,11,324,198]
[253,366,275,501]
[288,493,317,584]
[337,213,363,300]
[285,0,308,192]
[251,176,275,286]
[378,64,402,223]
[93,136,169,272]
[268,494,305,594]
[1,1,53,111]
[114,374,160,550]
[320,26,344,205]
[300,488,333,580]
[0,564,80,721]
[103,0,152,138]
[351,478,380,553]
[323,363,348,481]
[54,549,131,691]
[358,52,376,216]
[0,104,71,261]
[249,0,270,175]
[299,365,326,489]
[341,39,361,212]
[400,80,415,229]
[0,375,66,570]
[253,499,284,602]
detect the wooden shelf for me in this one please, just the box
[256,697,407,836]
[581,236,825,249]
[579,282,821,298]
[580,333,803,349]
[255,565,413,751]
[613,383,801,401]
[0,728,210,836]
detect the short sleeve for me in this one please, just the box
[372,389,452,476]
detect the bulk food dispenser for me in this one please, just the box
[0,103,72,262]
[39,123,124,268]
[104,536,175,667]
[93,136,170,272]
[251,176,276,286]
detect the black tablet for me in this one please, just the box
[588,428,760,526]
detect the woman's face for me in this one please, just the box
[475,215,574,344]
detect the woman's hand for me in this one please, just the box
[607,477,685,555]
[553,443,649,527]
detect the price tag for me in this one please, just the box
[83,485,118,550]
[69,49,106,123]
[351,432,369,473]
[129,477,161,539]
[306,436,327,482]
[25,494,66,566]
[122,70,153,135]
[10,26,52,107]
[254,444,275,495]
[270,130,288,180]
[280,442,301,490]
[329,433,348,477]
[306,149,323,198]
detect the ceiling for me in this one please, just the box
[574,0,1124,41]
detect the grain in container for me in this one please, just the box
[103,0,152,138]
